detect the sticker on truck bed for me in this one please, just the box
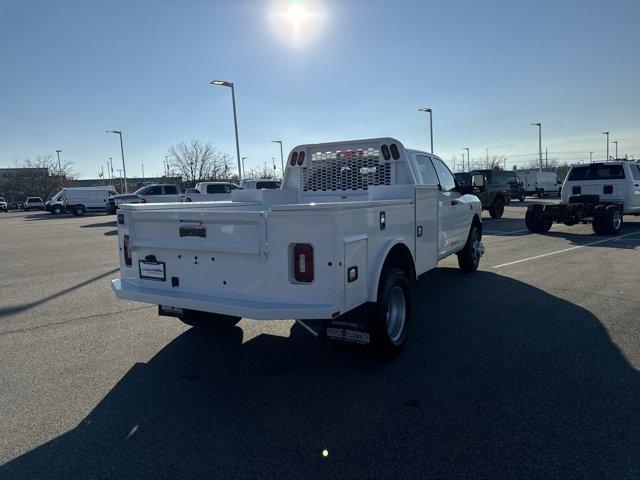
[139,261,166,281]
[326,327,370,345]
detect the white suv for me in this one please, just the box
[23,197,44,211]
[0,197,7,212]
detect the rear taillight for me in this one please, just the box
[123,234,132,267]
[293,244,313,283]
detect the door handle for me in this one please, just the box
[451,200,458,206]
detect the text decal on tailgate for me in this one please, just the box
[179,223,207,238]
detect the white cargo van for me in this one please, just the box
[57,186,118,216]
[518,171,561,197]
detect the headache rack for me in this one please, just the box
[302,147,392,192]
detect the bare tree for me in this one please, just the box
[6,154,76,201]
[167,139,235,182]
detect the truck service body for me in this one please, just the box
[112,138,484,355]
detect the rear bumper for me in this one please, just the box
[111,278,338,320]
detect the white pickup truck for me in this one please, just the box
[112,138,485,356]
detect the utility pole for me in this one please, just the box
[142,163,145,184]
[117,169,124,193]
[100,165,105,185]
[531,123,542,172]
[463,148,470,171]
[164,156,169,177]
[55,149,63,186]
[418,107,433,153]
[589,151,593,162]
[545,149,548,170]
[486,148,489,166]
[602,131,610,161]
[613,140,618,160]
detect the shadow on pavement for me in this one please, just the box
[2,269,639,479]
[0,268,119,319]
[81,220,117,229]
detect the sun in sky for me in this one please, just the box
[268,0,327,48]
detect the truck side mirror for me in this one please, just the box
[471,174,485,188]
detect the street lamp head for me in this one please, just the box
[602,131,609,135]
[271,140,282,144]
[211,80,232,87]
[106,130,121,134]
[419,107,432,113]
[531,123,541,127]
[56,149,62,154]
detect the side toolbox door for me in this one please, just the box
[343,235,368,312]
[414,187,438,275]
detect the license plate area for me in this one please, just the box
[326,327,371,345]
[139,261,166,281]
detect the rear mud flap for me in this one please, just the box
[296,304,374,346]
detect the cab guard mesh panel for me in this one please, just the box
[302,148,391,192]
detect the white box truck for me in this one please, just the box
[111,138,485,357]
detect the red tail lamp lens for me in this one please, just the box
[291,152,299,166]
[297,151,305,166]
[293,244,313,283]
[123,234,132,267]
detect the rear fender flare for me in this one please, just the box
[368,238,416,302]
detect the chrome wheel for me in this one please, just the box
[613,211,622,230]
[386,285,407,343]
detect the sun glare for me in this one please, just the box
[269,0,327,48]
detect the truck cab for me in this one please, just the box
[112,138,484,357]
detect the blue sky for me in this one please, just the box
[1,0,639,179]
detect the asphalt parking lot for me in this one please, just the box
[1,204,639,479]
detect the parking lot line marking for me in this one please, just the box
[492,231,640,269]
[484,228,529,235]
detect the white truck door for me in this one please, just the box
[431,158,468,253]
[414,187,438,274]
[162,185,181,202]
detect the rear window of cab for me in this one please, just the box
[567,165,625,181]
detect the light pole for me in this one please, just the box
[602,131,610,161]
[241,157,248,179]
[418,107,433,153]
[463,148,470,170]
[531,123,542,172]
[589,151,593,162]
[271,140,285,178]
[141,163,145,184]
[55,149,63,186]
[211,80,242,180]
[106,130,128,193]
[613,140,618,160]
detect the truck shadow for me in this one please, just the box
[2,269,639,479]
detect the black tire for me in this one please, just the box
[52,205,63,215]
[602,205,623,235]
[519,195,525,202]
[457,223,483,273]
[73,205,86,216]
[372,267,412,358]
[592,205,606,235]
[23,207,29,212]
[179,309,241,328]
[525,204,552,233]
[489,198,505,219]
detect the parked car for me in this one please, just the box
[182,182,241,202]
[23,197,44,211]
[454,170,511,218]
[55,186,119,216]
[526,161,640,235]
[0,197,7,212]
[108,184,182,213]
[112,137,485,357]
[491,170,526,202]
[518,171,562,197]
[241,179,281,189]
